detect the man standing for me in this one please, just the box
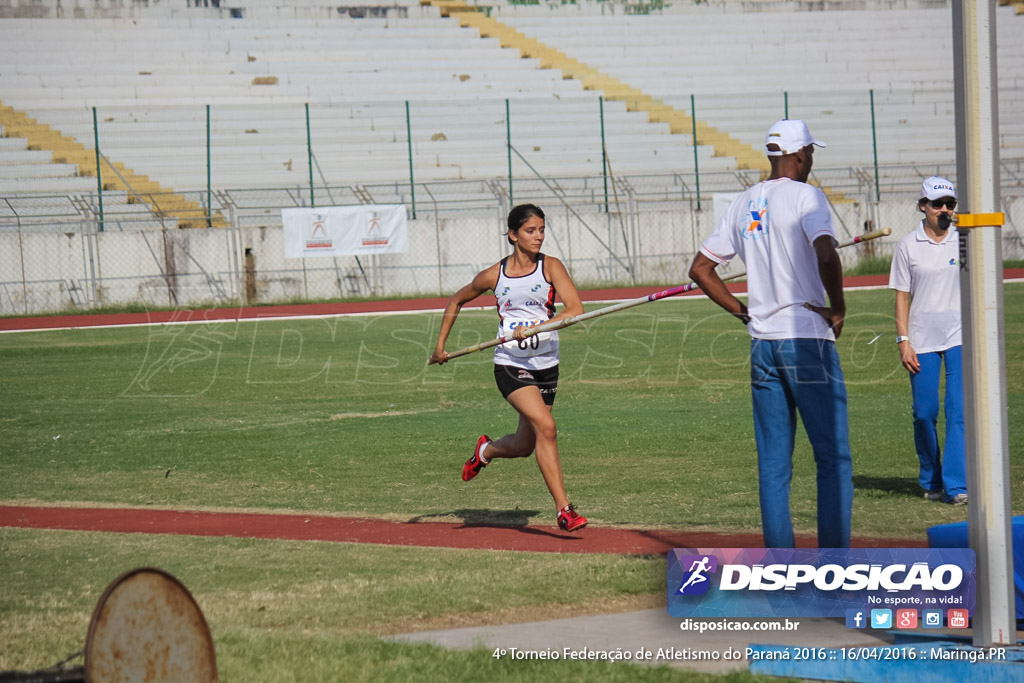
[688,119,852,548]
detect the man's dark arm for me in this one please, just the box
[807,235,846,338]
[688,252,749,324]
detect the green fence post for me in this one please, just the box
[506,98,513,206]
[206,104,212,227]
[784,91,789,119]
[869,89,881,203]
[690,94,701,211]
[92,106,104,232]
[305,103,315,207]
[600,96,609,213]
[406,100,416,219]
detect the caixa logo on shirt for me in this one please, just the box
[743,197,769,241]
[666,548,975,618]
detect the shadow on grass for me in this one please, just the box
[406,508,581,540]
[853,475,922,499]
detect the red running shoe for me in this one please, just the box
[462,435,490,482]
[557,503,588,532]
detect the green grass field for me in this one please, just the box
[2,285,1022,680]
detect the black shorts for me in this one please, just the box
[494,364,559,406]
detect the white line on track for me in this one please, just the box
[3,279,1021,335]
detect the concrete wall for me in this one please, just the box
[6,195,1021,315]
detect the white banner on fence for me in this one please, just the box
[282,205,407,258]
[713,193,739,230]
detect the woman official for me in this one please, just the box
[888,176,967,505]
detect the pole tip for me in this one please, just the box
[882,227,892,236]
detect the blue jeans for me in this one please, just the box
[750,338,853,548]
[910,346,966,499]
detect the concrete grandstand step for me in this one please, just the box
[0,177,100,194]
[0,162,82,179]
[25,122,709,158]
[0,145,57,164]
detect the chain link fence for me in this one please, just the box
[3,167,1022,316]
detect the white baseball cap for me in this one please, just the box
[921,176,957,201]
[764,119,826,156]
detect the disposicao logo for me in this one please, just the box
[675,555,718,596]
[666,548,975,619]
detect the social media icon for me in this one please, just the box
[871,609,892,629]
[896,609,918,629]
[923,610,943,628]
[845,609,867,629]
[948,609,969,629]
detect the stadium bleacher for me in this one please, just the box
[1,0,1021,198]
[1,0,1022,311]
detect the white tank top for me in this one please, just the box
[492,254,560,370]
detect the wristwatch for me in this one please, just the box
[896,335,910,344]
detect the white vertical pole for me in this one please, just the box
[951,0,1015,647]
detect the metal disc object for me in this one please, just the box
[84,568,217,683]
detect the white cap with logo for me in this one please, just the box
[920,176,957,201]
[764,119,827,157]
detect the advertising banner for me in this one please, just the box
[282,205,407,258]
[667,548,975,624]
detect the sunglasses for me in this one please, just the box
[929,198,957,210]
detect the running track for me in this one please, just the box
[3,274,1016,553]
[0,275,897,333]
[4,273,1022,333]
[0,506,928,555]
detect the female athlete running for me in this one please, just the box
[429,204,587,532]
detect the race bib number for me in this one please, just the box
[501,320,553,357]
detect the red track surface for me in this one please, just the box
[3,272,1021,333]
[0,276,896,333]
[0,506,927,555]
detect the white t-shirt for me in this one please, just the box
[699,177,838,341]
[888,221,962,353]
